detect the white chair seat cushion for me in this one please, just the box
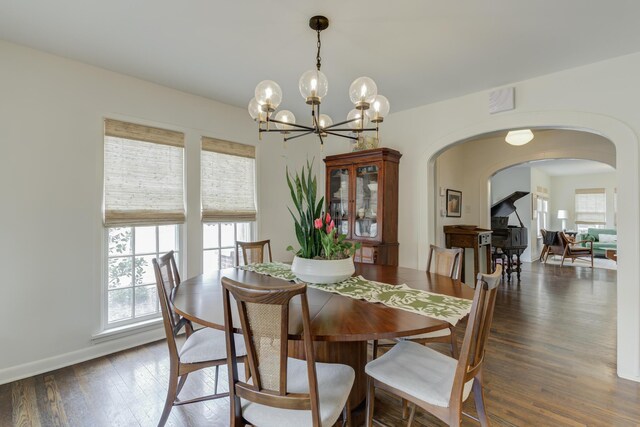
[241,357,355,427]
[366,340,473,408]
[179,327,246,364]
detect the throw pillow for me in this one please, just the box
[599,234,617,243]
[582,234,596,242]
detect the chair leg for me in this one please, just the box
[402,398,409,419]
[176,372,189,396]
[372,340,379,360]
[342,398,351,427]
[473,377,491,427]
[159,370,179,427]
[406,403,416,427]
[366,377,375,427]
[214,365,220,395]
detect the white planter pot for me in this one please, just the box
[291,256,355,284]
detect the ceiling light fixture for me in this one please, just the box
[505,129,534,146]
[248,15,389,147]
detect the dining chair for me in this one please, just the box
[221,276,355,427]
[559,231,594,267]
[372,245,463,359]
[365,265,502,427]
[153,251,247,427]
[235,239,273,266]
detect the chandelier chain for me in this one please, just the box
[316,29,322,71]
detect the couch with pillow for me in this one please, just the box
[577,228,617,257]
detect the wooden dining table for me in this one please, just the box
[171,263,474,410]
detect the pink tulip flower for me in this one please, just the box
[327,220,335,234]
[325,212,331,224]
[314,218,323,229]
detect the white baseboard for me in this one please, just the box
[0,327,166,385]
[618,370,640,383]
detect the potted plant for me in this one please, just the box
[286,160,360,284]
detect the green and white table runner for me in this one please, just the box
[239,262,472,325]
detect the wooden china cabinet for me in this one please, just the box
[324,148,401,266]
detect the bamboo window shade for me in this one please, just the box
[104,119,185,226]
[575,188,606,225]
[201,137,256,222]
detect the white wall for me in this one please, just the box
[0,40,267,383]
[550,172,618,231]
[378,53,640,381]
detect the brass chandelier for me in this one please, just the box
[248,15,390,146]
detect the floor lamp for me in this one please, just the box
[557,210,568,231]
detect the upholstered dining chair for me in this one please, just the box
[372,245,464,359]
[153,251,247,426]
[235,239,273,266]
[365,265,502,427]
[221,276,355,427]
[559,231,594,267]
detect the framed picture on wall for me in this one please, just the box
[446,189,462,217]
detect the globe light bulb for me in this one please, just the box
[248,98,266,122]
[318,114,333,129]
[366,95,390,123]
[347,109,369,131]
[255,80,282,111]
[349,77,377,109]
[299,70,328,105]
[275,110,296,132]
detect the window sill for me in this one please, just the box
[92,318,163,344]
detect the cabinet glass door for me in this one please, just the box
[328,168,350,237]
[354,164,379,238]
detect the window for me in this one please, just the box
[103,119,185,327]
[201,137,256,271]
[106,225,179,323]
[534,194,549,237]
[203,222,252,273]
[575,188,606,233]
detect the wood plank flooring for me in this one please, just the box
[2,262,639,426]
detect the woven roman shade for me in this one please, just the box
[104,119,185,226]
[575,188,606,225]
[201,137,256,222]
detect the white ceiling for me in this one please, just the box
[3,1,640,122]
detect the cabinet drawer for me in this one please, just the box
[354,246,377,264]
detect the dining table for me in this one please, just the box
[171,262,475,412]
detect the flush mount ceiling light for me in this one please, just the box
[505,129,534,146]
[247,15,389,147]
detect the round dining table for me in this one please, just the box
[171,263,474,410]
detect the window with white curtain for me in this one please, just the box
[201,137,256,272]
[103,119,184,328]
[575,188,606,233]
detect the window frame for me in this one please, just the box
[574,188,607,233]
[102,224,182,330]
[203,221,256,273]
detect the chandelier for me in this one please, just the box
[248,15,390,147]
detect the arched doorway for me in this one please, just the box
[416,112,638,380]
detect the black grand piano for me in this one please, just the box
[491,191,529,281]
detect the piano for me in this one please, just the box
[491,191,529,281]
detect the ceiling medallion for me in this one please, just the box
[248,15,389,147]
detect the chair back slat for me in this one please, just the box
[451,265,502,401]
[152,251,183,358]
[426,244,463,280]
[236,240,273,266]
[222,277,321,423]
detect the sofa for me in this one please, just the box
[577,228,617,257]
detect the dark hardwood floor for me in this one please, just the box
[3,261,639,426]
